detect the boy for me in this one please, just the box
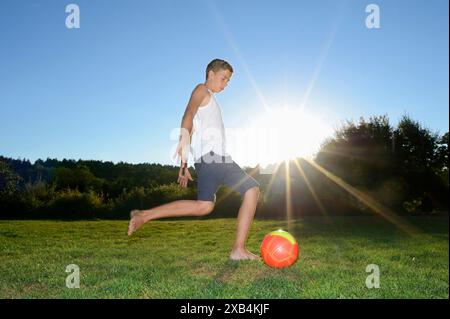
[127,59,260,260]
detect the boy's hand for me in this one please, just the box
[177,164,193,188]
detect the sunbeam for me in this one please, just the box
[296,1,347,114]
[306,159,421,235]
[292,158,331,222]
[285,160,293,232]
[205,0,271,113]
[261,162,283,201]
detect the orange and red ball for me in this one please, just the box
[260,230,299,268]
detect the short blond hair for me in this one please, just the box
[206,59,233,80]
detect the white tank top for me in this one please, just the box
[191,88,228,161]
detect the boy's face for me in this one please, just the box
[208,69,232,93]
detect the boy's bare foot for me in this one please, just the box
[127,209,145,236]
[229,248,260,260]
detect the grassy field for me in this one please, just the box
[0,215,448,299]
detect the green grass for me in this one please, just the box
[0,215,448,298]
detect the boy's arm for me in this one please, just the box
[177,84,208,163]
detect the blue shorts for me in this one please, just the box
[194,151,260,202]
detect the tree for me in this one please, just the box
[0,160,23,197]
[435,132,449,187]
[315,115,394,189]
[53,164,101,192]
[394,115,439,175]
[315,114,448,213]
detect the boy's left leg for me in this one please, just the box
[230,186,260,260]
[219,157,261,260]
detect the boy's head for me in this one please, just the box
[205,59,233,93]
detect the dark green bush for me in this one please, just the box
[45,188,103,219]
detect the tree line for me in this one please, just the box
[0,114,448,219]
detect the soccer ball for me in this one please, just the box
[260,230,299,268]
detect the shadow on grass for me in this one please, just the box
[286,215,449,242]
[211,260,240,285]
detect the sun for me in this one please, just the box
[232,107,333,168]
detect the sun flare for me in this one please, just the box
[232,107,333,168]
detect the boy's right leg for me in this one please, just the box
[127,200,214,236]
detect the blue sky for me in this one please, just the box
[0,0,448,166]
